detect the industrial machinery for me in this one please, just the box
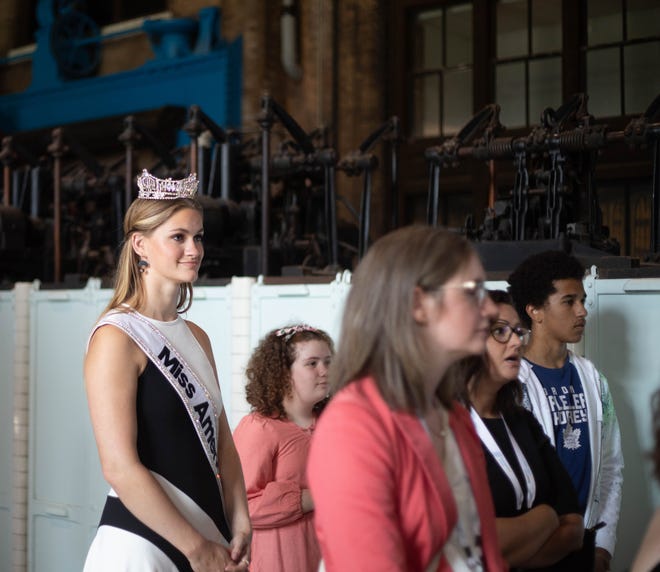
[1,92,659,285]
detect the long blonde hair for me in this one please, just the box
[103,197,203,315]
[330,225,476,413]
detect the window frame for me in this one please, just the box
[583,0,660,117]
[493,0,564,128]
[407,2,475,138]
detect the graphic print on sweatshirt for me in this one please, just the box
[529,358,592,513]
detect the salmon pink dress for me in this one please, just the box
[234,414,320,572]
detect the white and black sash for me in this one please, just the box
[470,408,536,511]
[95,309,220,479]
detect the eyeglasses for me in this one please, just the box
[490,322,531,345]
[440,280,488,305]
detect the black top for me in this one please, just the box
[480,406,580,519]
[97,360,231,571]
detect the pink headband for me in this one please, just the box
[275,324,319,342]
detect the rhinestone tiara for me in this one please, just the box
[136,169,199,200]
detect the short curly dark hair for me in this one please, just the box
[508,250,585,328]
[244,325,334,418]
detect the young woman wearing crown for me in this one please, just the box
[83,170,252,571]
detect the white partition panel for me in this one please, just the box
[20,270,660,572]
[250,274,350,348]
[583,274,660,572]
[28,283,108,572]
[484,280,508,291]
[0,289,14,572]
[185,285,233,425]
[240,274,351,427]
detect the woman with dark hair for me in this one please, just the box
[630,389,660,572]
[83,170,251,571]
[308,225,506,571]
[233,324,334,572]
[457,290,584,570]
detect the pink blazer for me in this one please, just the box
[308,377,507,572]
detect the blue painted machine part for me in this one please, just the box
[0,1,242,135]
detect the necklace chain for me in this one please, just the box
[426,406,448,439]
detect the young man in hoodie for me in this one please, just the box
[509,250,623,572]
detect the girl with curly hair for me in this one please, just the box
[233,324,334,572]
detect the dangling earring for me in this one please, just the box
[138,259,150,273]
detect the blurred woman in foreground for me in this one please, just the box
[308,225,506,572]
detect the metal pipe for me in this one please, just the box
[11,170,19,206]
[488,160,496,209]
[208,143,219,198]
[189,137,198,175]
[2,167,9,206]
[390,146,398,229]
[324,167,332,264]
[48,128,65,282]
[118,115,138,217]
[54,153,62,282]
[1,136,12,206]
[359,170,372,260]
[327,165,338,267]
[125,146,133,212]
[259,96,274,276]
[221,141,230,200]
[30,166,39,218]
[427,164,440,227]
[198,130,213,195]
[184,106,204,175]
[323,163,339,270]
[2,166,9,206]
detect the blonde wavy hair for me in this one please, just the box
[103,197,203,315]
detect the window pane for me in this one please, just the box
[587,48,621,117]
[443,69,473,135]
[497,0,528,59]
[624,42,660,115]
[446,4,473,66]
[413,9,443,70]
[532,0,562,53]
[529,57,561,125]
[496,62,526,127]
[628,0,660,40]
[587,0,622,46]
[412,75,441,138]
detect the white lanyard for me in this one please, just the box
[470,407,536,511]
